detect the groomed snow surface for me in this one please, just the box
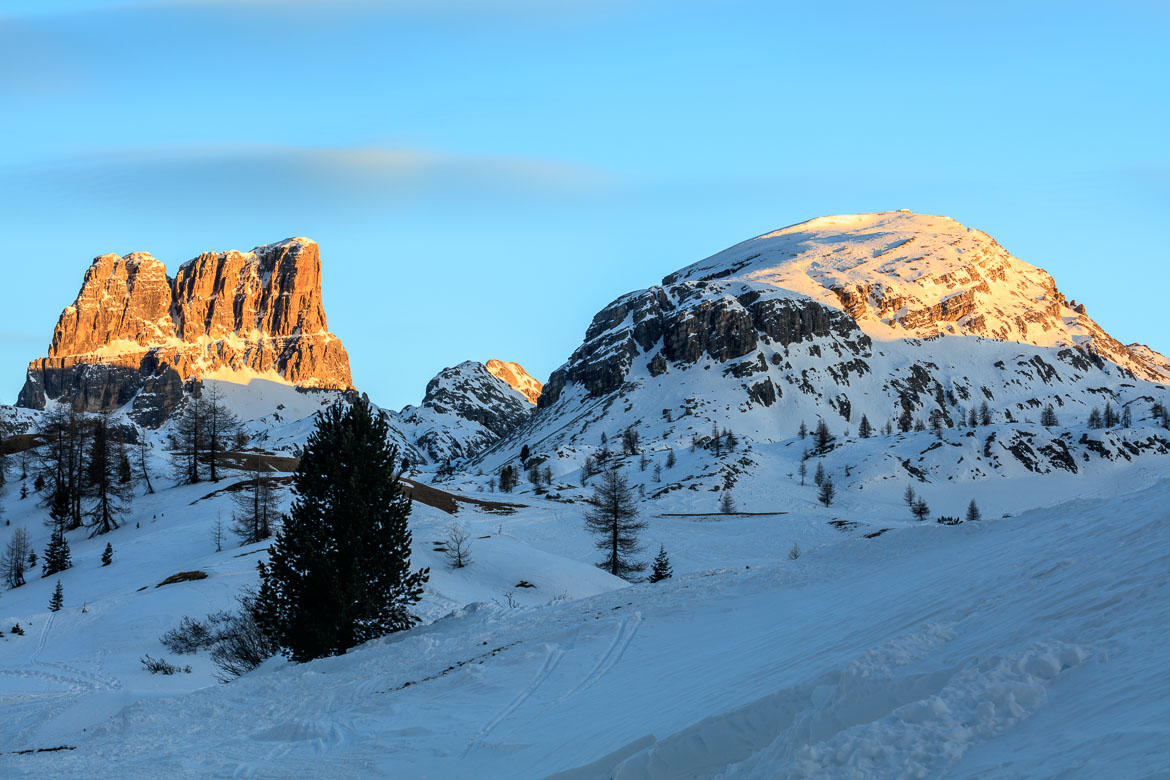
[1,423,1168,777]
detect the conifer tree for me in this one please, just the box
[1088,408,1103,429]
[858,414,872,438]
[1103,402,1117,428]
[1121,405,1132,428]
[49,580,64,612]
[231,454,278,545]
[84,413,130,537]
[965,499,982,523]
[903,484,917,515]
[137,435,154,494]
[42,516,72,578]
[202,383,241,483]
[1040,405,1058,427]
[2,527,31,588]
[911,497,931,522]
[814,462,825,487]
[818,477,835,507]
[798,421,807,440]
[648,545,672,583]
[666,450,676,469]
[798,461,807,486]
[814,419,834,453]
[520,444,531,465]
[719,491,736,514]
[256,400,428,663]
[170,394,207,484]
[788,542,801,560]
[979,401,992,426]
[101,542,113,567]
[583,463,646,581]
[898,406,914,433]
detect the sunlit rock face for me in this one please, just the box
[18,238,352,426]
[485,359,543,404]
[661,210,1166,382]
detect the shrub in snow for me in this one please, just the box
[937,516,962,525]
[160,615,220,655]
[443,521,473,569]
[141,655,191,675]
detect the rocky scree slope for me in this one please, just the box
[17,238,352,426]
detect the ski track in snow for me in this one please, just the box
[465,642,568,756]
[556,611,643,705]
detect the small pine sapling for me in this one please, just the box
[788,542,801,560]
[49,580,64,612]
[648,545,673,583]
[101,542,113,566]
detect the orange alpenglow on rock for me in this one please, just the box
[18,237,352,426]
[485,359,543,404]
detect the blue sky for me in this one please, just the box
[2,0,1167,409]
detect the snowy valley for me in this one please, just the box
[0,212,1168,779]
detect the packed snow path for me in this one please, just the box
[3,479,1167,778]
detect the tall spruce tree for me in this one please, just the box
[965,499,982,523]
[583,463,646,580]
[256,400,428,663]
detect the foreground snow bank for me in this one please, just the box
[4,477,1167,779]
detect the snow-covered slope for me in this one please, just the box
[1,456,1166,778]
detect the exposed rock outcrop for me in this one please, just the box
[395,361,534,462]
[18,238,351,426]
[539,281,869,408]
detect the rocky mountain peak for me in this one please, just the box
[395,360,535,462]
[661,210,1167,382]
[485,359,543,404]
[18,237,352,425]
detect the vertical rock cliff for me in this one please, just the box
[18,238,352,425]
